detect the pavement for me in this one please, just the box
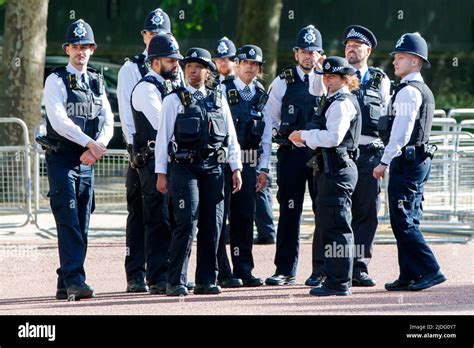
[0,227,472,315]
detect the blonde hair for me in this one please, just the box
[342,74,360,92]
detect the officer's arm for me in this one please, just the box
[300,100,355,149]
[155,94,179,175]
[222,96,243,172]
[43,74,93,148]
[380,86,422,165]
[309,74,327,97]
[117,63,138,145]
[131,81,163,131]
[95,93,115,147]
[380,75,392,112]
[263,77,285,131]
[258,110,273,170]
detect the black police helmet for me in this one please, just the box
[147,33,183,60]
[316,56,355,75]
[390,33,431,68]
[294,25,323,52]
[212,36,237,59]
[182,48,216,71]
[343,25,377,48]
[235,45,265,64]
[142,8,171,33]
[62,19,96,49]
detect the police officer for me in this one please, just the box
[129,33,183,294]
[264,25,326,286]
[42,19,114,300]
[373,33,446,291]
[343,25,391,287]
[217,45,271,288]
[212,36,237,84]
[117,8,173,293]
[290,56,361,296]
[155,48,243,296]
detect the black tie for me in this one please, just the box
[81,74,89,89]
[304,74,309,84]
[355,70,361,81]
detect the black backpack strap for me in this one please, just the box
[223,78,239,105]
[173,87,192,106]
[127,53,148,78]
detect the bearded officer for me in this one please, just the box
[212,36,237,84]
[42,19,114,300]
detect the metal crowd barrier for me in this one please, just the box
[0,118,32,228]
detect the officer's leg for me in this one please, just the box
[388,157,440,281]
[310,170,325,276]
[124,164,146,282]
[168,162,199,286]
[216,165,233,281]
[46,154,87,287]
[351,147,382,277]
[230,163,257,279]
[318,165,357,291]
[195,168,225,285]
[138,162,172,285]
[274,147,308,276]
[254,172,276,242]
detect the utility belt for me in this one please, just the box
[358,140,385,156]
[306,147,359,175]
[168,141,224,164]
[400,143,437,162]
[35,136,84,156]
[131,137,155,169]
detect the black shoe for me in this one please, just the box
[385,279,412,291]
[218,277,243,288]
[149,281,167,295]
[186,281,196,291]
[265,274,296,286]
[126,279,149,293]
[254,238,276,245]
[241,276,263,287]
[409,270,446,291]
[55,288,67,300]
[66,284,96,301]
[305,273,325,287]
[310,286,351,297]
[194,284,222,295]
[166,284,188,296]
[352,272,376,287]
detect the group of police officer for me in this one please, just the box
[42,7,446,300]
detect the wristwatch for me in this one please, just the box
[260,168,270,174]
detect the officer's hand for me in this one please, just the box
[156,173,168,194]
[373,164,387,180]
[80,150,97,166]
[232,169,242,194]
[87,140,107,159]
[314,53,326,71]
[289,130,303,144]
[255,171,268,192]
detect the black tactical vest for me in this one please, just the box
[131,75,172,149]
[46,66,105,152]
[279,65,319,136]
[173,87,228,153]
[378,80,435,146]
[352,67,387,137]
[128,53,149,78]
[311,92,361,150]
[222,79,268,149]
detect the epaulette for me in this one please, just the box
[278,65,296,84]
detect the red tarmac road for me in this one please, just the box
[0,239,472,315]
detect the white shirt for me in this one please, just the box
[117,50,148,145]
[131,70,165,131]
[300,86,357,149]
[43,62,114,147]
[219,73,235,84]
[265,65,326,130]
[154,85,243,174]
[353,65,392,145]
[381,71,424,164]
[221,76,272,169]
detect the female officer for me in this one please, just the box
[155,48,242,296]
[217,45,272,288]
[289,56,361,296]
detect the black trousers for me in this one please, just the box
[168,159,225,286]
[136,161,172,285]
[351,145,382,277]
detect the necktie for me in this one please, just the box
[193,91,204,100]
[240,85,253,101]
[355,70,361,81]
[81,74,89,89]
[304,74,309,84]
